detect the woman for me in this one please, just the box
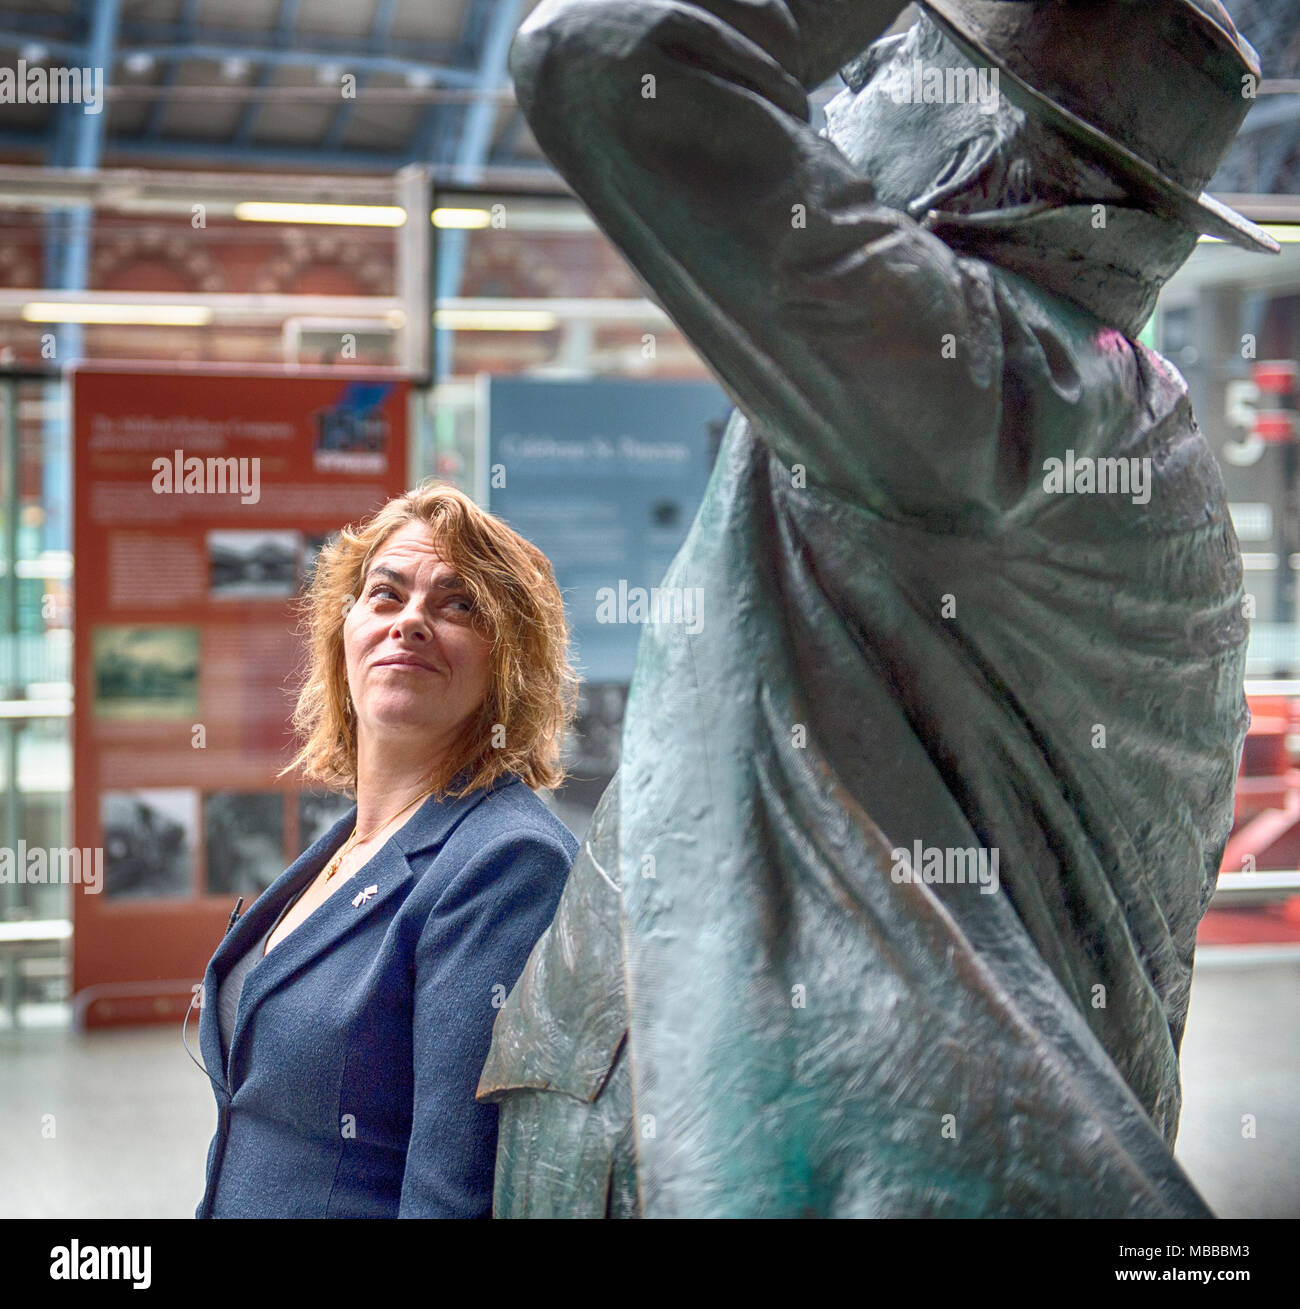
[188,481,579,1218]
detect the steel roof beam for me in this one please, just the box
[144,0,202,141]
[322,0,401,153]
[432,0,527,379]
[234,0,301,148]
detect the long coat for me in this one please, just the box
[193,776,576,1218]
[476,0,1248,1217]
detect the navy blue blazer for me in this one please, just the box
[192,776,577,1218]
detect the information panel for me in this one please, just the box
[486,376,730,684]
[71,369,408,1027]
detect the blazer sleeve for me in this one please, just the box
[509,0,1006,526]
[397,830,571,1218]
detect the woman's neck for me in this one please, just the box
[352,734,449,837]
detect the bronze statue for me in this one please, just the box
[476,0,1280,1217]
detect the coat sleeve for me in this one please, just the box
[397,831,572,1217]
[509,0,1007,525]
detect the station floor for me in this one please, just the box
[1,950,1296,1219]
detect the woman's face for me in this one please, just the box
[342,520,495,757]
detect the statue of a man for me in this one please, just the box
[476,0,1279,1217]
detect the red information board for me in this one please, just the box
[71,368,409,1027]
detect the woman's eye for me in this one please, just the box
[366,583,471,614]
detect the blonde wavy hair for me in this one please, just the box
[278,480,577,799]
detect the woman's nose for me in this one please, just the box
[390,603,431,641]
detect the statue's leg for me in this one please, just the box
[491,1034,635,1218]
[603,1041,638,1219]
[480,775,637,1218]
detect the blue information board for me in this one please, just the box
[487,376,730,683]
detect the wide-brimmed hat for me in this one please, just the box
[911,0,1279,254]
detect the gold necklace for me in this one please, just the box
[322,784,439,882]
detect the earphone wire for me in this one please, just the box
[180,894,245,1094]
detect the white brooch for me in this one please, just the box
[351,884,379,907]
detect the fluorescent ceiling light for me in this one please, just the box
[22,302,214,325]
[234,202,407,227]
[434,308,557,331]
[432,207,492,229]
[1200,224,1299,245]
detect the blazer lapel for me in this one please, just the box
[224,779,510,1087]
[199,803,358,1088]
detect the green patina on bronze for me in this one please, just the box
[475,0,1277,1217]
